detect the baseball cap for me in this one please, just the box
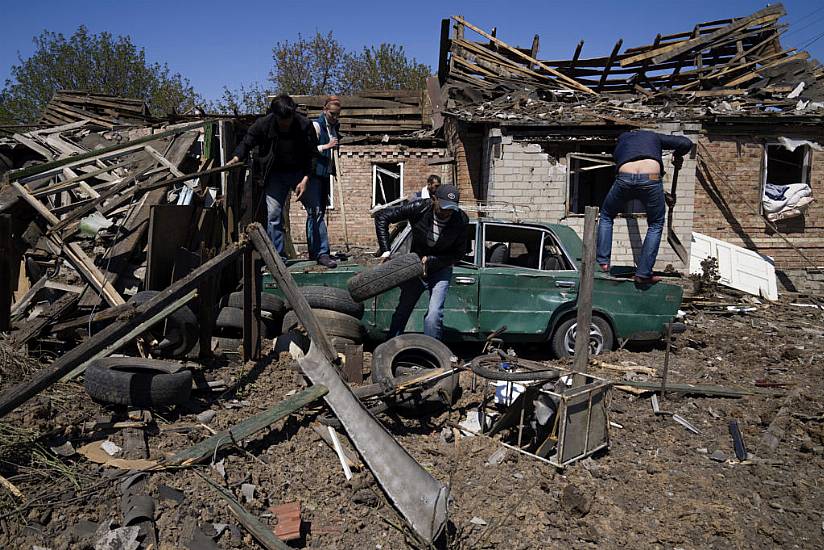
[434,184,460,211]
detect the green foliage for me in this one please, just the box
[269,31,431,97]
[206,82,271,115]
[342,44,431,92]
[269,31,347,96]
[0,26,199,123]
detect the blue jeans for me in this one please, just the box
[389,265,453,340]
[306,176,331,259]
[264,171,330,259]
[596,173,666,279]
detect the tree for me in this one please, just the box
[0,26,199,123]
[342,44,430,92]
[269,31,346,95]
[207,82,271,115]
[268,31,431,96]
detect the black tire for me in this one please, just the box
[224,291,285,314]
[289,286,364,319]
[550,315,614,358]
[346,253,423,303]
[281,309,363,341]
[371,334,459,412]
[128,291,198,358]
[84,357,192,407]
[216,306,244,330]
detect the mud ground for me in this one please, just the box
[1,286,823,549]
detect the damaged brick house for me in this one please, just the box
[432,4,824,291]
[283,92,453,248]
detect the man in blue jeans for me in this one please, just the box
[374,184,469,340]
[229,95,334,265]
[596,130,693,284]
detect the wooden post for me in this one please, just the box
[0,215,11,332]
[573,206,598,377]
[660,322,673,399]
[242,247,261,361]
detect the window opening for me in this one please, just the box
[372,163,403,207]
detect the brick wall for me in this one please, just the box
[484,123,699,272]
[445,117,483,201]
[287,145,451,252]
[694,134,824,287]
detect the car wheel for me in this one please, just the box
[372,334,459,413]
[287,286,364,319]
[281,309,363,341]
[127,291,198,358]
[84,357,192,407]
[346,253,423,302]
[551,315,614,358]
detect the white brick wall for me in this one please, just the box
[484,125,699,272]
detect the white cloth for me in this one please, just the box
[420,186,430,199]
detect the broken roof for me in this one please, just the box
[440,4,824,126]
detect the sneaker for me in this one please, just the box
[317,254,337,268]
[599,263,610,273]
[633,275,661,285]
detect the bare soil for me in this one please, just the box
[1,289,823,549]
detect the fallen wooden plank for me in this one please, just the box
[5,121,207,182]
[613,380,781,397]
[0,243,246,418]
[10,292,80,347]
[197,472,291,550]
[163,385,328,467]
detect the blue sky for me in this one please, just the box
[2,0,824,102]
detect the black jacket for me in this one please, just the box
[375,200,469,273]
[232,112,318,181]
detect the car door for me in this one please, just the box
[477,222,578,341]
[372,222,480,340]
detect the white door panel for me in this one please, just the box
[689,232,778,301]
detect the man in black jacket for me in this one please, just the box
[228,94,322,261]
[374,184,469,340]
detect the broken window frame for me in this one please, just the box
[481,222,575,271]
[565,153,646,217]
[372,162,404,208]
[759,142,812,215]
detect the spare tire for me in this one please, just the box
[289,286,364,318]
[281,309,363,341]
[84,357,192,407]
[224,291,285,314]
[128,291,198,358]
[371,334,459,412]
[216,306,278,338]
[347,253,423,303]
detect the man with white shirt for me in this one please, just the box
[308,96,342,268]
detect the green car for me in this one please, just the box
[264,218,683,357]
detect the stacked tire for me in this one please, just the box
[213,291,285,353]
[281,286,365,351]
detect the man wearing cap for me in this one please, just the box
[374,184,469,340]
